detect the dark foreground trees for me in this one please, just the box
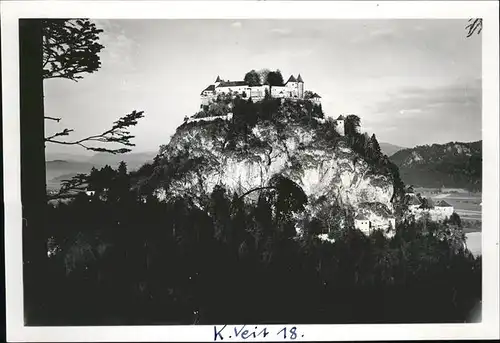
[20,18,144,323]
[38,166,481,325]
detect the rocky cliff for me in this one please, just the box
[140,101,401,223]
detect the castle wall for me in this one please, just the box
[336,119,345,136]
[412,206,455,221]
[215,85,249,95]
[248,85,269,99]
[355,219,370,234]
[271,86,291,98]
[298,82,304,98]
[200,76,309,104]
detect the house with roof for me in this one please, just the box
[354,214,371,235]
[405,194,422,212]
[406,195,455,221]
[434,200,454,218]
[200,73,309,105]
[308,93,322,105]
[335,115,345,136]
[354,202,397,238]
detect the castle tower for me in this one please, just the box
[297,74,304,98]
[215,75,222,88]
[285,75,298,98]
[335,115,345,136]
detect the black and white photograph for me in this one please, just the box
[2,1,499,341]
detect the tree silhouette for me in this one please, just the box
[268,174,308,217]
[20,20,49,321]
[244,69,261,86]
[265,70,284,96]
[369,133,382,161]
[420,197,432,209]
[42,19,104,81]
[257,68,271,85]
[344,114,361,136]
[20,19,143,323]
[266,70,284,86]
[45,110,145,154]
[42,19,144,154]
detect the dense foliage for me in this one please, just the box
[244,69,261,86]
[35,162,482,325]
[42,19,104,81]
[390,141,482,192]
[342,115,406,207]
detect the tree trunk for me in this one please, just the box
[19,19,48,324]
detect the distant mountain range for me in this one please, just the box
[389,140,482,191]
[379,142,406,157]
[46,151,157,190]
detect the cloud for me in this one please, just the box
[380,126,398,132]
[371,78,481,120]
[364,78,482,146]
[369,28,397,38]
[270,27,292,36]
[399,108,423,115]
[231,21,242,29]
[350,27,399,44]
[92,20,139,72]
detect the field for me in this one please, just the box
[415,187,482,230]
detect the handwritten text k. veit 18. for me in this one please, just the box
[213,325,304,341]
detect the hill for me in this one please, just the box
[379,142,406,157]
[389,141,482,191]
[133,96,405,234]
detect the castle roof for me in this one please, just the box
[355,214,369,221]
[435,200,453,207]
[215,76,222,82]
[336,115,345,120]
[285,75,297,84]
[406,195,422,206]
[297,74,304,83]
[311,92,321,98]
[201,84,215,95]
[217,80,248,88]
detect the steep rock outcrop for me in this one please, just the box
[147,118,396,218]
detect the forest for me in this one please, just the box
[32,160,481,325]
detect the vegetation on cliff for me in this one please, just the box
[163,97,405,215]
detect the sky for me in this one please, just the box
[44,19,482,155]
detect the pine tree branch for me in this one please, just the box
[58,173,90,196]
[45,128,74,140]
[42,19,104,81]
[44,116,62,122]
[45,110,144,154]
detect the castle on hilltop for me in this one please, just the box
[200,74,321,105]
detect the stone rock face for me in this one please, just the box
[151,119,397,223]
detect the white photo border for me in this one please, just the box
[2,1,499,341]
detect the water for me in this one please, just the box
[465,232,481,257]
